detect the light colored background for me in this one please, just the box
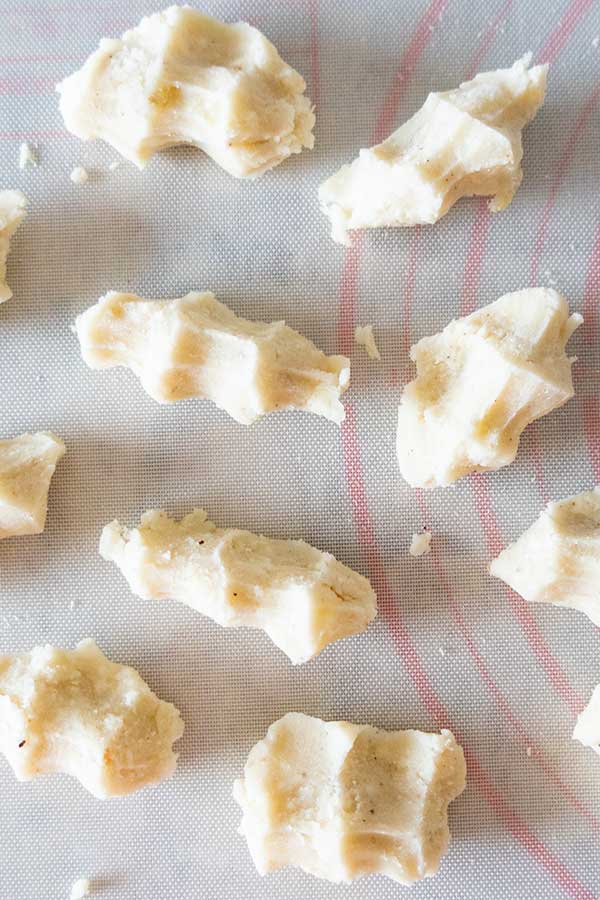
[1,0,600,898]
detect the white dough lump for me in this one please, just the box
[573,684,600,757]
[319,56,547,244]
[100,510,377,665]
[0,432,66,539]
[491,488,600,626]
[57,5,315,177]
[234,713,466,884]
[396,288,581,488]
[75,290,350,424]
[0,190,27,303]
[0,639,184,798]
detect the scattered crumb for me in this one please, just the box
[438,646,446,657]
[69,599,76,611]
[108,160,119,171]
[70,166,89,185]
[526,746,532,757]
[354,325,381,360]
[70,878,90,900]
[18,142,37,169]
[592,36,599,48]
[409,531,432,557]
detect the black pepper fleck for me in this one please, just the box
[18,740,26,748]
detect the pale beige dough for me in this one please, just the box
[396,288,581,488]
[0,639,183,798]
[233,713,466,884]
[573,684,600,755]
[319,56,547,245]
[491,487,600,626]
[0,190,27,303]
[100,510,377,665]
[75,290,350,424]
[57,5,314,177]
[0,432,66,539]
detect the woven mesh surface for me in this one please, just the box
[1,1,600,898]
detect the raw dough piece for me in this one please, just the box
[57,5,315,177]
[409,531,432,557]
[319,56,547,245]
[70,166,89,184]
[100,510,377,664]
[396,288,580,488]
[354,324,381,360]
[491,488,600,625]
[18,143,37,169]
[70,879,91,900]
[0,190,27,303]
[233,713,466,884]
[0,432,66,539]
[75,291,349,424]
[0,639,183,798]
[573,684,600,755]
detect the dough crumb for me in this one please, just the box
[354,324,381,360]
[70,166,89,184]
[108,161,119,171]
[409,531,432,557]
[592,36,599,48]
[70,878,90,899]
[18,142,37,169]
[526,746,532,757]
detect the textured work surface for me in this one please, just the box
[1,1,600,898]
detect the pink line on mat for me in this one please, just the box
[530,82,600,285]
[537,0,597,65]
[464,0,514,80]
[470,473,584,715]
[371,0,449,144]
[582,223,600,346]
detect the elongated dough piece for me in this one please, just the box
[573,684,600,756]
[234,713,466,884]
[396,288,581,488]
[0,639,184,798]
[100,510,377,664]
[0,432,66,539]
[75,291,349,424]
[0,190,27,303]
[57,5,314,177]
[491,488,600,625]
[319,56,546,244]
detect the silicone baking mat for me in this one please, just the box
[1,1,600,898]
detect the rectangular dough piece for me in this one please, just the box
[75,291,350,424]
[100,509,377,664]
[0,432,66,539]
[234,712,466,884]
[0,639,184,798]
[57,5,315,177]
[0,190,27,303]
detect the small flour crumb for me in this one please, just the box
[70,166,89,184]
[409,531,432,557]
[18,142,37,169]
[354,325,381,360]
[108,161,119,171]
[70,878,90,899]
[592,36,599,48]
[526,746,532,757]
